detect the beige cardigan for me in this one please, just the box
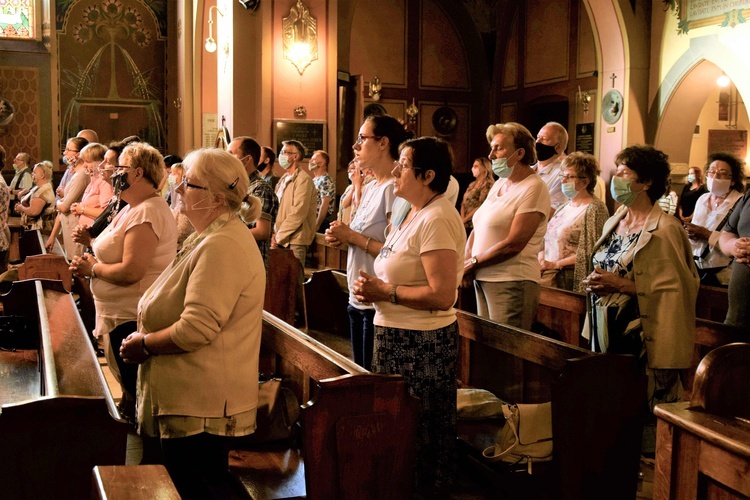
[275,168,318,247]
[585,203,699,369]
[137,217,265,418]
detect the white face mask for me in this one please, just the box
[707,177,731,197]
[279,155,291,169]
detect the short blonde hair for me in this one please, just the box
[80,143,107,163]
[562,152,600,194]
[181,148,251,216]
[485,122,537,166]
[34,161,53,180]
[120,142,165,188]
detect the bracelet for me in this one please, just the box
[389,284,398,304]
[90,263,98,279]
[364,237,372,253]
[142,335,154,357]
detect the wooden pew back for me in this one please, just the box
[310,233,348,271]
[0,279,127,499]
[304,269,350,339]
[456,310,645,499]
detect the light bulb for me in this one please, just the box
[205,37,217,53]
[717,74,730,87]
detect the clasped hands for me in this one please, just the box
[732,237,750,264]
[352,270,386,305]
[120,332,150,365]
[69,253,96,278]
[325,220,353,247]
[582,267,631,295]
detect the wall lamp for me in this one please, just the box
[283,0,318,75]
[205,5,224,53]
[577,85,591,114]
[369,76,382,101]
[717,74,730,87]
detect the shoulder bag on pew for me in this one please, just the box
[481,402,553,474]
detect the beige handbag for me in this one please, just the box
[482,402,553,473]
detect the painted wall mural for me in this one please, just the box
[57,0,167,149]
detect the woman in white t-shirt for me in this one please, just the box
[464,122,550,330]
[325,115,411,369]
[353,137,466,496]
[70,142,178,421]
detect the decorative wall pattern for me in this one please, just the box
[0,0,34,38]
[57,0,167,148]
[0,67,40,166]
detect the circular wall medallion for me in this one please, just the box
[432,106,458,136]
[601,89,624,124]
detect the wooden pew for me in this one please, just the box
[92,465,180,499]
[229,312,419,500]
[0,279,128,499]
[537,286,587,346]
[264,247,300,325]
[456,310,646,500]
[653,343,750,499]
[695,284,728,323]
[310,232,348,271]
[304,268,350,340]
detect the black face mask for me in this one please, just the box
[111,171,131,194]
[535,142,558,162]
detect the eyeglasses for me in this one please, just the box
[64,148,79,153]
[559,175,586,181]
[279,150,298,156]
[355,134,382,145]
[392,161,418,175]
[182,175,208,190]
[706,170,732,179]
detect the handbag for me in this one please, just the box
[482,402,553,473]
[248,378,300,443]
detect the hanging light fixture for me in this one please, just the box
[205,5,224,53]
[283,0,318,75]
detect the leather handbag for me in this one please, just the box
[248,378,300,443]
[482,402,553,472]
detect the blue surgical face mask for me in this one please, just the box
[610,176,641,206]
[278,155,291,169]
[687,174,696,183]
[491,150,518,178]
[561,181,579,199]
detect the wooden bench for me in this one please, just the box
[534,285,749,397]
[456,310,646,499]
[0,279,128,499]
[310,232,348,271]
[229,311,419,500]
[304,268,350,341]
[92,465,180,499]
[653,342,750,499]
[265,247,301,326]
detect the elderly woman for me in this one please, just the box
[70,143,113,227]
[539,152,609,292]
[684,152,744,286]
[719,190,750,327]
[119,149,264,499]
[583,146,698,450]
[69,142,178,422]
[678,165,707,222]
[47,137,90,257]
[15,161,56,232]
[459,157,494,233]
[353,137,465,496]
[325,115,411,369]
[464,122,551,330]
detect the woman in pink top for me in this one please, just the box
[71,143,113,227]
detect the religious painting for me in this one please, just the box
[0,0,34,38]
[57,0,167,149]
[665,0,750,34]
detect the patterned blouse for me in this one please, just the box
[461,177,494,230]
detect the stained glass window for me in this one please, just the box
[0,0,34,39]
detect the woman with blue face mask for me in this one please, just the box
[463,122,550,330]
[678,166,707,222]
[582,145,699,454]
[539,152,609,292]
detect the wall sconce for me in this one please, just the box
[205,5,224,53]
[577,85,591,115]
[283,0,318,75]
[717,74,730,87]
[369,77,382,101]
[405,98,418,124]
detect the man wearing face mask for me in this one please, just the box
[272,140,318,266]
[309,150,336,232]
[259,146,280,191]
[534,122,568,214]
[228,136,278,271]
